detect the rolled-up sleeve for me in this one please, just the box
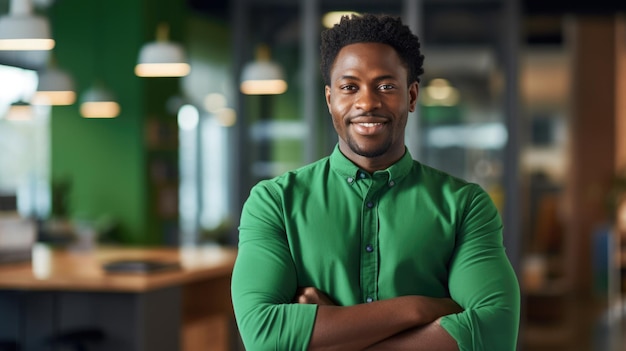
[439,185,521,351]
[231,182,318,351]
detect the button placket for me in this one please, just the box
[359,172,390,305]
[361,191,378,303]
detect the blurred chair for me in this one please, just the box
[0,340,18,351]
[48,328,105,351]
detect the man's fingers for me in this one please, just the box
[298,294,310,304]
[294,287,327,304]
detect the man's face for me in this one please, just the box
[325,42,418,163]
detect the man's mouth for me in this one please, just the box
[355,122,384,127]
[350,120,387,135]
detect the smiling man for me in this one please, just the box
[231,14,520,351]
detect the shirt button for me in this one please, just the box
[365,244,373,252]
[366,297,373,303]
[359,172,366,179]
[389,180,395,187]
[347,177,354,183]
[366,201,374,208]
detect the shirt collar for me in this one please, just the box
[329,144,414,184]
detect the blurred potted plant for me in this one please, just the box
[199,218,233,245]
[40,176,75,245]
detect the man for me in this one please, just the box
[231,13,520,351]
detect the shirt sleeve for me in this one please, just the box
[231,181,318,351]
[439,185,521,351]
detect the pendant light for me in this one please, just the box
[79,82,120,118]
[135,22,190,77]
[322,11,359,29]
[79,2,119,119]
[422,78,460,107]
[240,44,287,95]
[6,100,33,120]
[0,0,55,51]
[33,58,76,106]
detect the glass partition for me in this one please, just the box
[0,64,50,218]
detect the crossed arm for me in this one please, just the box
[294,287,462,351]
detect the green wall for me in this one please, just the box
[49,0,186,245]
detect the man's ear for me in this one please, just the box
[408,81,419,113]
[325,85,332,113]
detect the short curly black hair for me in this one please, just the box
[320,13,424,87]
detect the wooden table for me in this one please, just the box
[0,244,237,351]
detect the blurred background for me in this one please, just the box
[0,0,625,350]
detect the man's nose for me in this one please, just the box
[355,88,382,111]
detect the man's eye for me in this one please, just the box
[379,84,395,90]
[340,85,357,91]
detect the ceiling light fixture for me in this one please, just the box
[322,11,360,29]
[422,78,460,107]
[33,65,76,106]
[79,83,120,118]
[240,44,287,95]
[0,0,55,51]
[135,22,190,77]
[6,100,33,120]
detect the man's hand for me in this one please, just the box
[294,287,336,305]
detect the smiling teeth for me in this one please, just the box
[358,123,382,127]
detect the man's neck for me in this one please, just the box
[338,145,405,174]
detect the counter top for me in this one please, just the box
[0,244,237,292]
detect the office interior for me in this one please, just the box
[0,0,625,350]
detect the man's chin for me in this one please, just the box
[349,144,389,158]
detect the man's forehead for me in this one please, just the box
[330,43,408,81]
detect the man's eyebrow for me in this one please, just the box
[337,74,359,81]
[375,75,396,80]
[337,74,398,81]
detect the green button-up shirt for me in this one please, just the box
[231,146,520,351]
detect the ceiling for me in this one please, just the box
[0,0,623,71]
[1,0,623,48]
[186,0,626,47]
